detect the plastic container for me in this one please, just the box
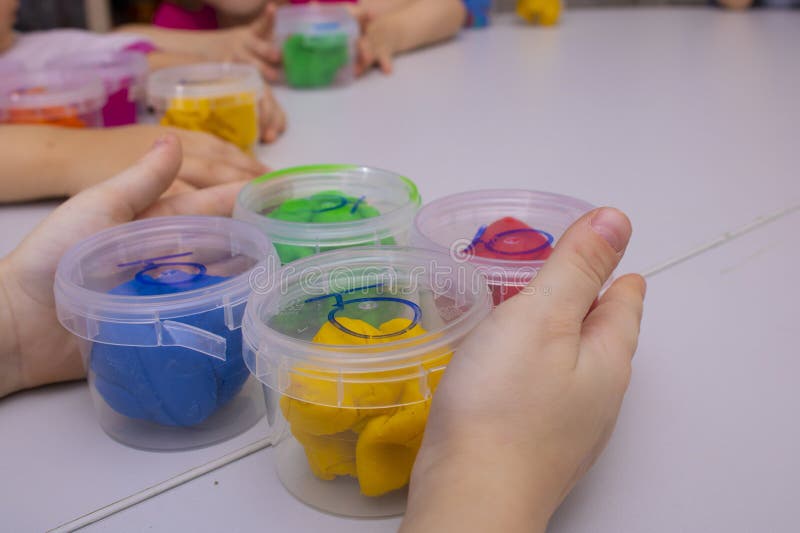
[147,63,264,152]
[275,4,359,88]
[54,216,279,451]
[0,59,23,76]
[0,70,106,127]
[243,247,492,516]
[234,165,421,265]
[412,189,595,306]
[48,50,148,127]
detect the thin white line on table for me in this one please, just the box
[47,437,271,533]
[641,203,799,279]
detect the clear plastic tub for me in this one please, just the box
[234,165,421,264]
[147,63,264,152]
[48,50,148,127]
[412,189,595,305]
[0,70,106,128]
[275,4,359,88]
[243,247,492,517]
[54,216,279,451]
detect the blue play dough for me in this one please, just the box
[90,270,249,427]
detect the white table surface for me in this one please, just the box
[1,7,798,532]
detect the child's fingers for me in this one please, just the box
[250,1,277,38]
[83,134,183,220]
[357,39,375,76]
[523,208,632,330]
[177,129,268,175]
[579,274,645,391]
[140,180,248,219]
[162,179,198,198]
[178,156,262,188]
[378,50,393,74]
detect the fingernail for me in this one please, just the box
[589,208,630,254]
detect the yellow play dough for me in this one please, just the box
[280,316,451,497]
[160,92,258,152]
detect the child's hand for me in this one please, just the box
[219,2,282,82]
[62,125,268,195]
[259,84,287,143]
[353,8,399,76]
[0,135,248,399]
[402,208,645,533]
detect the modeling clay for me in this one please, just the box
[517,0,560,26]
[469,217,553,304]
[161,92,259,151]
[90,268,249,427]
[282,32,349,88]
[5,87,88,127]
[280,316,444,496]
[266,190,390,263]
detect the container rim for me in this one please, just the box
[234,164,421,245]
[54,216,277,324]
[413,188,595,284]
[242,246,492,372]
[0,70,107,110]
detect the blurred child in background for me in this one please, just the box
[152,0,467,76]
[0,0,283,202]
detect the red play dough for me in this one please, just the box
[470,217,553,305]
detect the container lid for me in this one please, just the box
[412,189,595,288]
[275,3,359,40]
[146,63,264,105]
[54,216,278,360]
[242,247,492,408]
[46,49,149,94]
[234,164,421,254]
[0,69,106,111]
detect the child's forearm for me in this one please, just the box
[0,126,84,202]
[361,0,417,17]
[389,0,466,55]
[116,24,221,60]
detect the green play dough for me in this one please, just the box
[282,33,349,88]
[266,190,395,264]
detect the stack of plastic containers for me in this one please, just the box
[0,70,106,128]
[147,63,264,152]
[54,217,278,450]
[234,165,421,264]
[242,247,492,516]
[412,190,595,305]
[275,3,359,88]
[48,50,148,127]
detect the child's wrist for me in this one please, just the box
[406,434,557,532]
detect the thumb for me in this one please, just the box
[82,134,182,220]
[525,207,632,325]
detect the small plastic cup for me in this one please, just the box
[0,70,106,127]
[275,4,359,89]
[243,247,492,516]
[234,165,421,265]
[48,50,148,127]
[54,216,279,451]
[412,189,595,306]
[147,63,264,152]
